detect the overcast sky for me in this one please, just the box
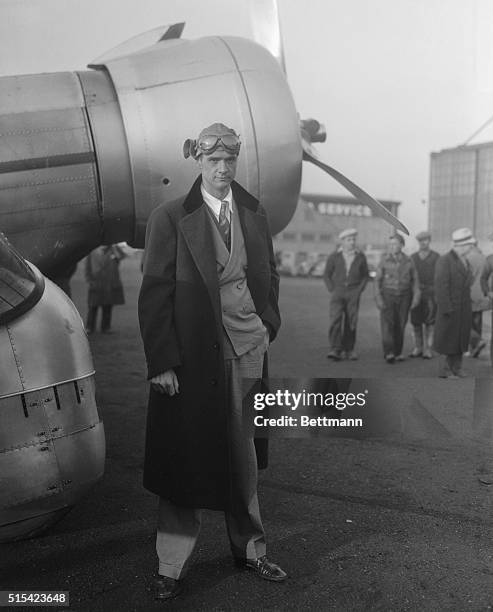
[2,0,493,237]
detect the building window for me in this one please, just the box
[301,233,315,241]
[319,234,332,242]
[282,232,297,241]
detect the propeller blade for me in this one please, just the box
[89,23,185,67]
[159,23,186,41]
[248,0,286,73]
[302,144,409,235]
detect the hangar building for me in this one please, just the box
[429,141,493,252]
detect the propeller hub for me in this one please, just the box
[300,118,326,143]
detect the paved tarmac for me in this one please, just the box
[2,258,493,611]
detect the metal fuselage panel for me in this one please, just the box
[0,273,104,542]
[0,274,94,398]
[76,70,135,246]
[0,72,101,274]
[94,35,302,243]
[0,375,104,542]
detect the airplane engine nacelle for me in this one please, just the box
[89,35,302,243]
[0,36,302,275]
[0,254,104,542]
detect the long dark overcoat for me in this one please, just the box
[433,250,472,355]
[85,245,125,307]
[138,176,281,511]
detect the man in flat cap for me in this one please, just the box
[433,227,474,378]
[138,123,285,600]
[408,231,439,359]
[323,228,369,360]
[374,233,421,363]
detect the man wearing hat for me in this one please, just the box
[323,228,369,360]
[138,123,286,600]
[433,227,474,378]
[409,231,439,359]
[374,233,421,363]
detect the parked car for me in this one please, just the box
[309,256,328,277]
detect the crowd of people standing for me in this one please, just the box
[324,226,493,378]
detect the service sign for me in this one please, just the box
[307,200,373,217]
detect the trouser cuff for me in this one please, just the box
[158,562,187,580]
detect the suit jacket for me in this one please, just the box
[138,175,280,510]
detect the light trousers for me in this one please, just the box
[156,333,269,579]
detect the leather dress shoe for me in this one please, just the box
[154,575,182,601]
[236,555,287,582]
[385,353,395,363]
[327,350,341,361]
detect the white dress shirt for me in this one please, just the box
[201,184,233,222]
[342,249,356,275]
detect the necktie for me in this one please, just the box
[218,201,231,250]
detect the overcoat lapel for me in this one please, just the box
[232,183,267,278]
[179,177,221,317]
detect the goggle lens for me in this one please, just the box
[198,134,241,153]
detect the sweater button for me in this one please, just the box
[213,342,219,350]
[211,378,218,386]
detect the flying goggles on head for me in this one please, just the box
[198,133,241,155]
[183,123,241,159]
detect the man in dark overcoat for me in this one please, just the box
[323,228,369,361]
[138,123,286,600]
[85,244,125,333]
[433,227,474,378]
